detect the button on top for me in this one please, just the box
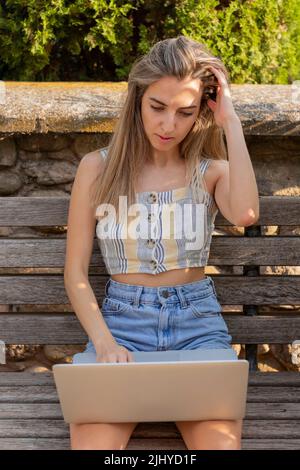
[146,239,156,248]
[147,193,157,203]
[161,290,169,298]
[148,212,157,222]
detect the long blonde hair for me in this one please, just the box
[90,35,230,220]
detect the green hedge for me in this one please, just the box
[0,0,299,83]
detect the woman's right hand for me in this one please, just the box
[95,337,135,363]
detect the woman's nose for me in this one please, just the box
[161,115,176,132]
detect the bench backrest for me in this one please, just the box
[0,195,299,370]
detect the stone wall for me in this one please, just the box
[0,82,299,372]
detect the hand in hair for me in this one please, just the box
[205,65,239,128]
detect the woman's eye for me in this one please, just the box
[150,106,193,117]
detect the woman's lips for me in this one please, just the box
[156,134,174,141]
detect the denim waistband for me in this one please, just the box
[104,275,217,308]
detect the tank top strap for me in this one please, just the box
[99,147,109,160]
[199,157,212,176]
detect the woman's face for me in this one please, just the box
[141,75,202,152]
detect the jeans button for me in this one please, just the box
[161,290,169,298]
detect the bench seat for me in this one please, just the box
[0,195,299,450]
[0,371,299,450]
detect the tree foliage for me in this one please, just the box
[0,0,298,83]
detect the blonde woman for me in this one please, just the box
[64,35,259,450]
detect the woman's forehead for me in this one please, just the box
[149,75,202,90]
[145,76,203,102]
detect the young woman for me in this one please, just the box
[64,35,259,450]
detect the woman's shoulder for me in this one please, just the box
[201,155,228,172]
[78,148,106,177]
[82,147,107,164]
[200,156,228,194]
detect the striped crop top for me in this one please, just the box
[95,148,219,275]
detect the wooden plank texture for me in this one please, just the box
[1,275,300,305]
[0,196,299,226]
[1,236,299,268]
[1,371,298,386]
[0,192,299,452]
[0,314,300,344]
[0,437,299,450]
[0,419,300,439]
[0,371,299,450]
[1,402,300,420]
[0,385,299,404]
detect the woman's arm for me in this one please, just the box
[64,151,114,351]
[214,116,260,227]
[64,272,114,350]
[223,116,260,226]
[206,65,260,226]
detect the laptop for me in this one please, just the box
[53,349,249,424]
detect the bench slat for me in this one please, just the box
[1,402,300,420]
[0,196,299,226]
[1,237,299,267]
[241,440,300,450]
[1,276,300,304]
[0,437,299,450]
[0,437,184,450]
[0,419,299,439]
[0,385,298,403]
[1,371,299,386]
[0,371,299,450]
[1,314,300,343]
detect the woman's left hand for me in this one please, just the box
[206,65,239,128]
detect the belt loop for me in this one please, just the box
[104,278,111,297]
[175,286,188,308]
[133,286,143,308]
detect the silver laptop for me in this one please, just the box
[53,349,249,424]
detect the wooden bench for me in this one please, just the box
[0,194,300,450]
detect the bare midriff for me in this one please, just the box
[111,266,206,287]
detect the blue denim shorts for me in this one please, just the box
[83,275,232,354]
